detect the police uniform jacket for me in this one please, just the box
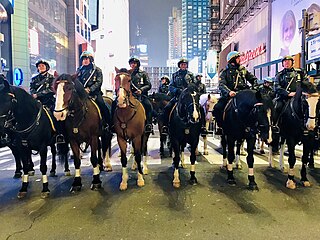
[219,63,257,99]
[169,70,195,96]
[30,72,55,106]
[274,67,308,99]
[195,81,206,95]
[158,84,169,94]
[130,68,151,96]
[77,63,103,97]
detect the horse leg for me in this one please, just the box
[301,136,311,187]
[49,144,57,177]
[189,143,198,185]
[11,147,22,178]
[279,139,287,172]
[235,140,242,170]
[17,147,31,199]
[226,136,236,185]
[286,140,297,189]
[102,133,113,172]
[90,137,102,191]
[172,140,181,188]
[133,136,145,187]
[203,120,209,155]
[246,137,258,191]
[39,148,50,198]
[260,141,265,154]
[70,142,82,193]
[268,144,276,168]
[220,133,227,170]
[180,145,186,168]
[118,137,129,190]
[142,133,149,175]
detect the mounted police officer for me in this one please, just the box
[77,51,110,130]
[195,74,206,95]
[273,55,309,132]
[161,58,208,136]
[257,77,275,98]
[158,75,170,95]
[30,59,55,111]
[213,51,258,135]
[129,57,153,133]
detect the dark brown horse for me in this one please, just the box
[53,74,112,192]
[113,67,148,190]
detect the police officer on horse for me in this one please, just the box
[77,51,110,130]
[161,58,208,136]
[213,51,258,135]
[195,74,206,95]
[273,55,309,132]
[158,75,170,95]
[128,57,153,133]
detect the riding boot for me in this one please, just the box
[161,99,175,136]
[95,94,111,132]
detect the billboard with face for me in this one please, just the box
[271,0,320,61]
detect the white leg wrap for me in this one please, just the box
[23,175,29,183]
[190,164,195,172]
[42,175,48,183]
[75,169,81,177]
[173,169,180,183]
[248,168,254,176]
[289,168,294,176]
[93,167,100,175]
[227,164,233,171]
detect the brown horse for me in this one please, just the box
[53,74,112,192]
[113,67,148,190]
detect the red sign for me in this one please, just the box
[240,43,266,65]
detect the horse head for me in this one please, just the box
[114,67,133,108]
[178,85,200,124]
[53,73,79,121]
[300,82,319,131]
[200,93,218,121]
[0,79,15,132]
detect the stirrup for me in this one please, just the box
[162,126,169,135]
[215,127,223,136]
[145,124,153,133]
[272,125,280,134]
[56,134,65,144]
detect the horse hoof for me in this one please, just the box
[203,151,208,155]
[104,166,113,172]
[189,178,198,185]
[227,178,236,186]
[70,186,82,193]
[120,183,128,191]
[173,181,180,188]
[28,170,35,176]
[41,191,50,199]
[260,149,265,154]
[137,179,145,187]
[180,164,186,169]
[286,179,296,189]
[13,172,22,179]
[236,164,242,170]
[301,181,311,187]
[49,172,57,177]
[91,183,102,191]
[17,191,27,199]
[65,171,71,176]
[143,169,149,175]
[248,182,259,191]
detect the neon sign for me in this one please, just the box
[240,43,266,65]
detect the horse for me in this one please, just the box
[113,67,150,190]
[199,93,218,155]
[169,84,202,188]
[149,92,172,157]
[0,80,58,198]
[53,73,112,192]
[268,82,319,189]
[222,89,273,190]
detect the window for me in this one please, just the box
[76,0,79,10]
[76,15,80,33]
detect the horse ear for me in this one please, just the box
[115,67,120,73]
[128,68,134,75]
[54,71,59,78]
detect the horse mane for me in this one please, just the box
[54,73,88,100]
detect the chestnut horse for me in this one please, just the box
[113,67,148,190]
[53,74,112,193]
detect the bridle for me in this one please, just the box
[177,91,200,124]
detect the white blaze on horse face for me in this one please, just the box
[267,109,272,144]
[191,92,199,121]
[54,82,67,121]
[117,75,127,108]
[306,95,318,130]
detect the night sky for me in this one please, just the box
[129,0,181,66]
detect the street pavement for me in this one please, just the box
[1,132,320,239]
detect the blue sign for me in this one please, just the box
[9,0,14,7]
[13,68,23,86]
[206,50,217,79]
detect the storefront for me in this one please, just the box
[0,0,13,83]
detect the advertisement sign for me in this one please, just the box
[271,0,320,61]
[307,33,320,62]
[206,50,217,79]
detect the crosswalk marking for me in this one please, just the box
[0,136,319,171]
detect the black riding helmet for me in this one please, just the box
[160,75,170,84]
[177,58,188,68]
[35,59,50,72]
[128,57,140,68]
[80,51,94,62]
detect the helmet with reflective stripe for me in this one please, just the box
[227,51,241,63]
[161,75,170,84]
[263,77,274,83]
[35,59,50,71]
[281,55,294,63]
[178,58,188,68]
[128,57,140,68]
[80,51,94,62]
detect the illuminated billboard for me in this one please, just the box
[271,0,320,61]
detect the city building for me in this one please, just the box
[144,66,178,93]
[181,0,210,73]
[168,7,182,61]
[130,24,149,68]
[91,0,130,92]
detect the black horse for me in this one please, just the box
[270,82,319,189]
[0,80,59,198]
[222,89,273,190]
[149,92,172,157]
[169,84,202,188]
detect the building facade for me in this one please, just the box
[168,7,182,61]
[144,66,178,93]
